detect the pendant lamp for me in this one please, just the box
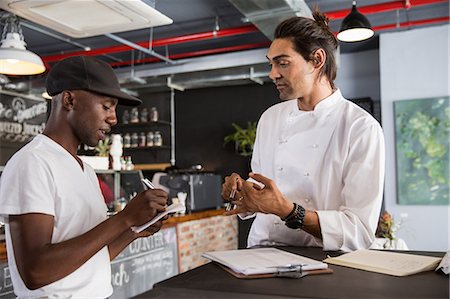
[0,14,46,75]
[337,1,374,42]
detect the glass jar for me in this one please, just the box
[130,107,139,123]
[146,131,154,147]
[138,132,146,147]
[123,133,131,148]
[153,131,163,146]
[131,132,139,148]
[140,107,148,123]
[125,156,134,170]
[150,107,159,122]
[122,109,130,124]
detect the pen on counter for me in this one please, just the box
[141,178,156,190]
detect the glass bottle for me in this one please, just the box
[130,107,139,123]
[150,107,159,122]
[138,132,146,147]
[125,156,134,170]
[123,133,131,148]
[131,132,139,148]
[146,131,154,147]
[140,107,149,123]
[153,131,163,146]
[122,109,130,124]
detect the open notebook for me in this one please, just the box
[324,249,442,276]
[202,248,330,278]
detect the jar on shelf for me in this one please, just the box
[138,132,146,147]
[125,156,134,170]
[150,107,159,122]
[146,131,154,147]
[140,107,148,123]
[131,132,139,148]
[123,133,131,148]
[122,109,130,124]
[153,131,163,146]
[130,107,139,123]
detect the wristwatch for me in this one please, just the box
[283,203,306,229]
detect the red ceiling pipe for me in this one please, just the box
[331,15,449,36]
[372,15,449,31]
[41,0,446,64]
[110,42,271,67]
[42,25,259,63]
[109,15,447,68]
[326,0,447,20]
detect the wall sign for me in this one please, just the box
[0,262,13,299]
[0,91,47,143]
[110,227,178,299]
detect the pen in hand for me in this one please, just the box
[142,178,156,190]
[225,180,238,211]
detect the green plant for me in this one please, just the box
[224,122,257,157]
[95,137,110,157]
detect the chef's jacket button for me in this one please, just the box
[304,172,310,177]
[312,144,318,148]
[278,167,284,171]
[279,139,287,144]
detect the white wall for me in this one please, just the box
[380,24,450,251]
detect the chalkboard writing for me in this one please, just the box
[110,227,178,299]
[0,91,47,143]
[0,262,14,299]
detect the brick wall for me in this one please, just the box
[177,215,238,273]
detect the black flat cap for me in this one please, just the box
[46,56,142,106]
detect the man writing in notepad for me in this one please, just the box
[222,10,385,252]
[0,56,168,298]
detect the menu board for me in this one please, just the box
[0,91,47,143]
[0,262,13,299]
[110,227,178,299]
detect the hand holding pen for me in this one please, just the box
[221,173,244,211]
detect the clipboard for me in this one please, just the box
[215,263,333,279]
[202,248,330,277]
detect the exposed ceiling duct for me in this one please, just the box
[229,0,312,40]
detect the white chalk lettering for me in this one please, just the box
[111,263,130,287]
[0,121,22,134]
[23,122,45,136]
[15,102,47,123]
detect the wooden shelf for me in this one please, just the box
[114,120,171,129]
[123,145,170,150]
[134,163,172,171]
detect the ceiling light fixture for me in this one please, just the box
[337,1,374,42]
[0,14,45,75]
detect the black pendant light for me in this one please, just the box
[337,1,374,42]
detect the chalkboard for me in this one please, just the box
[0,90,48,165]
[0,262,14,299]
[110,227,178,299]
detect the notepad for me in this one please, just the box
[202,248,329,276]
[324,249,442,277]
[131,202,185,233]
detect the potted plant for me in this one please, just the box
[224,122,257,157]
[79,137,110,170]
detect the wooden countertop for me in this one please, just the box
[162,208,225,227]
[0,208,226,262]
[0,240,6,263]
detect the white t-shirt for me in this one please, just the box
[249,89,385,251]
[0,134,113,298]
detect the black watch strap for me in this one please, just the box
[283,203,306,229]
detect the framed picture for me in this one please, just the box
[394,96,449,205]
